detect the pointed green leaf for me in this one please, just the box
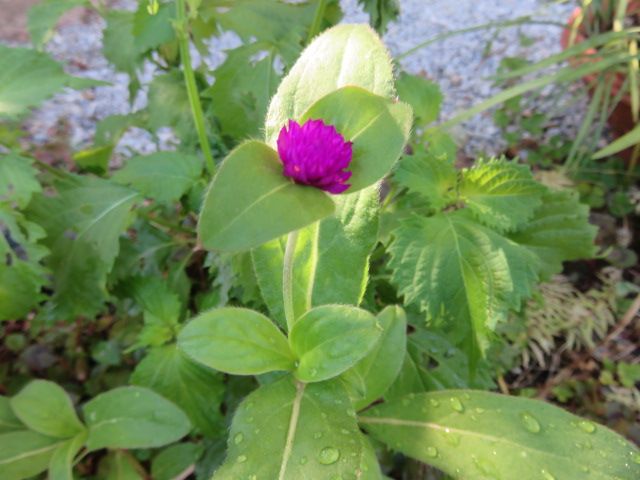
[0,397,22,433]
[388,211,539,361]
[83,386,190,451]
[509,189,597,279]
[26,175,137,319]
[151,442,203,480]
[198,141,334,252]
[396,72,442,126]
[0,154,41,208]
[0,45,103,119]
[265,24,396,144]
[341,306,407,410]
[252,185,380,327]
[113,152,203,204]
[27,0,86,48]
[131,345,225,437]
[10,380,84,439]
[48,431,87,480]
[213,376,382,479]
[360,390,640,480]
[289,305,381,382]
[300,86,412,193]
[178,307,295,375]
[0,431,61,480]
[459,158,545,232]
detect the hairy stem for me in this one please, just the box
[283,230,300,331]
[175,0,215,175]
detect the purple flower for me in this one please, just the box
[277,119,353,194]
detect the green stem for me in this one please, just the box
[283,230,300,331]
[307,0,327,44]
[175,0,215,175]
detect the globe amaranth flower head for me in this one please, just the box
[277,119,353,194]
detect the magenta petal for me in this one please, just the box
[276,118,353,195]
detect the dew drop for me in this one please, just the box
[234,433,244,445]
[443,428,461,446]
[472,456,500,479]
[429,399,440,407]
[450,397,464,413]
[299,456,308,465]
[630,451,640,464]
[318,447,340,465]
[237,455,247,463]
[426,446,438,458]
[520,412,541,433]
[475,407,485,414]
[578,420,596,434]
[309,368,318,377]
[541,469,555,480]
[313,431,323,439]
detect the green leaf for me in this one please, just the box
[0,206,48,321]
[388,211,538,361]
[48,431,87,480]
[212,376,382,479]
[26,175,137,319]
[97,451,144,480]
[393,149,457,210]
[0,397,22,433]
[0,431,61,480]
[83,386,191,451]
[459,158,545,232]
[198,140,334,252]
[178,307,295,375]
[252,185,379,327]
[0,45,103,119]
[265,24,396,144]
[593,121,640,159]
[360,390,640,480]
[131,345,225,437]
[0,154,41,208]
[205,42,280,141]
[151,442,203,480]
[103,11,140,74]
[27,0,86,48]
[396,72,442,126]
[357,0,400,34]
[10,380,85,439]
[132,1,175,53]
[300,86,412,193]
[509,189,597,280]
[113,152,203,204]
[289,305,381,382]
[147,72,195,141]
[341,306,407,410]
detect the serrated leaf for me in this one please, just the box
[0,431,62,480]
[300,86,412,193]
[459,158,545,232]
[341,306,407,410]
[27,0,86,48]
[178,307,295,375]
[113,152,203,204]
[393,150,457,209]
[265,24,396,144]
[103,11,140,74]
[131,345,225,437]
[289,305,381,382]
[388,211,538,362]
[151,442,203,480]
[10,380,85,439]
[0,397,22,433]
[212,376,382,479]
[357,0,400,34]
[396,72,442,126]
[197,140,334,252]
[48,431,87,480]
[0,45,103,119]
[360,390,640,480]
[509,189,597,279]
[0,154,41,208]
[252,185,379,327]
[26,175,137,319]
[205,42,280,141]
[83,386,190,451]
[132,1,175,53]
[147,72,196,141]
[0,206,48,321]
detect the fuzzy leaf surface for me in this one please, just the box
[360,390,640,480]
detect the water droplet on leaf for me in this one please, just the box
[450,397,464,412]
[520,412,541,433]
[541,469,555,480]
[237,455,247,463]
[426,446,438,458]
[318,447,340,465]
[234,433,244,445]
[578,421,596,434]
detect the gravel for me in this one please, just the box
[20,0,581,161]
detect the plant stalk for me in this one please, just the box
[283,230,300,331]
[175,0,215,175]
[307,0,327,44]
